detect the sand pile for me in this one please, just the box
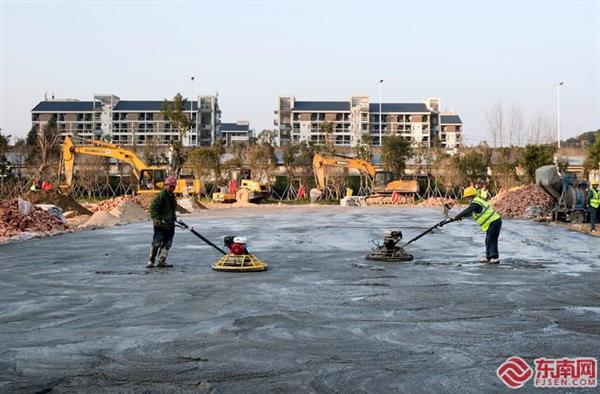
[83,195,147,213]
[490,184,554,218]
[0,199,67,239]
[22,190,91,215]
[82,200,148,228]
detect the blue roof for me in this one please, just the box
[294,101,350,111]
[113,100,198,111]
[368,103,429,113]
[31,101,100,112]
[440,115,462,124]
[219,123,249,132]
[32,100,200,112]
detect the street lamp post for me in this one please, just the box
[555,82,564,150]
[378,79,383,147]
[190,76,196,146]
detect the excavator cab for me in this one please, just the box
[138,169,167,194]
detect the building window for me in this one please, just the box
[32,114,40,121]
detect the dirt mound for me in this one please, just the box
[109,201,148,222]
[83,195,147,213]
[419,197,456,208]
[490,184,554,218]
[0,199,67,238]
[82,200,149,228]
[22,190,91,215]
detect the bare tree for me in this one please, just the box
[507,104,524,146]
[528,111,555,145]
[486,103,504,147]
[37,119,62,180]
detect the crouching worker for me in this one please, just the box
[147,176,177,268]
[443,186,502,264]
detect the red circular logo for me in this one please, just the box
[497,356,533,389]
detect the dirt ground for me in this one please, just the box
[1,206,599,393]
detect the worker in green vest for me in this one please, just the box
[479,182,490,201]
[588,181,599,233]
[442,185,502,263]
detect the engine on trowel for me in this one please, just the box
[212,235,268,272]
[224,236,249,255]
[365,230,414,262]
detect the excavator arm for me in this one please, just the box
[59,135,157,188]
[312,153,376,190]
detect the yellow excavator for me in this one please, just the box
[59,136,201,196]
[312,152,418,204]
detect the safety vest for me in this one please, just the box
[472,197,501,232]
[479,189,489,201]
[475,188,481,198]
[590,187,600,209]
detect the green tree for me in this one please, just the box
[24,125,39,165]
[517,144,557,182]
[584,131,600,172]
[355,134,373,161]
[161,93,191,176]
[452,150,490,185]
[381,135,413,176]
[0,131,10,176]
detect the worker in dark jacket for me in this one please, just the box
[442,185,502,264]
[588,181,599,233]
[147,176,177,268]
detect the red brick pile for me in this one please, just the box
[419,197,456,208]
[490,184,554,218]
[83,195,148,213]
[0,199,67,238]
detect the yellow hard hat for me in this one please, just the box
[463,186,477,198]
[593,181,599,186]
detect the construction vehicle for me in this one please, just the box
[59,136,201,196]
[212,168,270,204]
[312,152,418,204]
[536,165,590,223]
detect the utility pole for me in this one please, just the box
[190,76,196,146]
[555,82,564,150]
[378,79,383,147]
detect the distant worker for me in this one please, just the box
[147,176,178,268]
[30,178,41,191]
[443,186,502,264]
[479,182,490,201]
[588,181,599,233]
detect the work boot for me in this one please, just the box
[487,258,500,264]
[480,257,490,263]
[156,248,173,268]
[147,245,159,267]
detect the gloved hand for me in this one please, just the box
[153,219,162,227]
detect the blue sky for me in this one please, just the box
[1,0,599,144]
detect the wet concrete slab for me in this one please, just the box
[1,207,599,393]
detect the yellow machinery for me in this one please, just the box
[212,168,269,204]
[312,152,418,204]
[211,254,268,272]
[176,220,268,272]
[59,136,201,196]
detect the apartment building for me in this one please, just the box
[219,121,253,147]
[275,96,462,149]
[31,94,220,146]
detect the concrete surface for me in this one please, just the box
[1,206,599,393]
